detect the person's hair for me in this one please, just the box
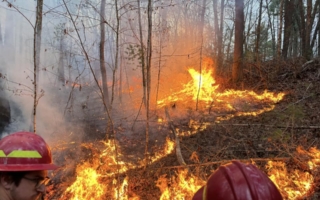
[0,171,28,186]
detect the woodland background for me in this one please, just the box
[0,0,320,199]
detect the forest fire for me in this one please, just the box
[49,139,320,200]
[157,58,285,123]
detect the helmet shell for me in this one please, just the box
[0,131,59,171]
[193,160,283,200]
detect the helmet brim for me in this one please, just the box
[0,163,60,171]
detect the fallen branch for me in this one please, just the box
[165,107,188,167]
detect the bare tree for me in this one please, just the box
[33,0,44,133]
[137,0,147,107]
[255,0,263,61]
[99,0,110,108]
[144,0,153,167]
[277,0,284,58]
[232,0,244,82]
[282,0,294,59]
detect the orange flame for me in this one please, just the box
[157,58,285,123]
[266,146,320,199]
[156,169,205,200]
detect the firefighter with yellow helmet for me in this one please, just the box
[0,131,59,200]
[192,160,283,200]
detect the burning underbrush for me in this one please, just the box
[45,58,320,199]
[46,137,320,199]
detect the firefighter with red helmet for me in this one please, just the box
[0,131,59,200]
[192,160,283,200]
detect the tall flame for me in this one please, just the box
[157,57,285,122]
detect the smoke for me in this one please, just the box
[0,0,213,146]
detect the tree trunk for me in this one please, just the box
[282,0,294,59]
[111,0,120,105]
[232,0,244,83]
[99,0,110,109]
[218,0,225,68]
[318,3,320,56]
[137,0,147,107]
[33,0,43,133]
[254,0,263,61]
[277,0,284,58]
[244,0,253,56]
[213,0,219,57]
[58,33,65,84]
[265,0,276,57]
[298,0,307,58]
[144,0,153,168]
[304,0,312,59]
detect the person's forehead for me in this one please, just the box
[25,170,47,177]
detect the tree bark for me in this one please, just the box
[254,0,263,61]
[144,0,153,168]
[232,0,244,83]
[265,0,276,57]
[218,0,225,67]
[99,0,110,110]
[282,0,294,59]
[277,0,284,58]
[111,0,120,105]
[137,0,147,107]
[33,0,43,133]
[58,31,65,84]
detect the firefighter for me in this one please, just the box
[192,160,283,200]
[0,131,59,200]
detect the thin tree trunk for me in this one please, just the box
[232,0,244,82]
[33,0,43,133]
[111,0,120,105]
[298,0,307,58]
[277,0,284,58]
[218,0,225,68]
[58,33,65,84]
[244,0,253,55]
[137,0,147,107]
[145,0,153,168]
[213,0,219,57]
[318,3,320,56]
[282,0,294,59]
[226,24,234,62]
[99,0,110,107]
[254,0,263,61]
[196,0,207,111]
[265,0,276,57]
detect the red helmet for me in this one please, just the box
[193,160,282,200]
[0,131,59,171]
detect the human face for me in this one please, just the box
[10,170,49,200]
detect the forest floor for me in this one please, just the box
[47,57,320,200]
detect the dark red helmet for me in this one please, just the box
[0,131,59,171]
[193,160,282,200]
